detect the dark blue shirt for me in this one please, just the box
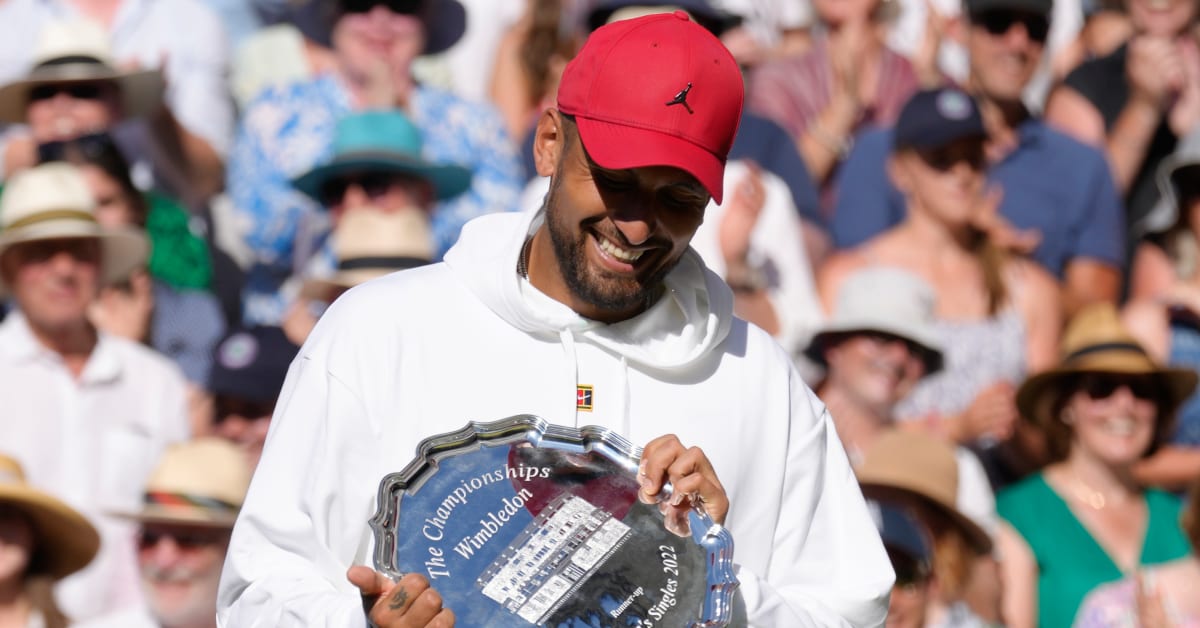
[831,120,1126,278]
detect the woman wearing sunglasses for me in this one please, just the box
[996,303,1198,628]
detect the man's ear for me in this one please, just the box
[533,109,565,178]
[886,154,910,195]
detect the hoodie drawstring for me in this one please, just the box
[558,329,579,427]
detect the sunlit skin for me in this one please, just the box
[812,0,878,26]
[887,580,931,628]
[333,7,424,102]
[889,138,988,232]
[0,238,101,338]
[967,12,1046,104]
[1127,0,1197,37]
[529,111,710,323]
[824,333,928,416]
[24,82,121,143]
[212,397,274,471]
[138,523,230,628]
[1065,381,1160,466]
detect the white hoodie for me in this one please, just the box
[216,209,892,627]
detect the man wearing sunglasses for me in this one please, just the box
[831,0,1126,319]
[228,0,523,327]
[80,439,251,628]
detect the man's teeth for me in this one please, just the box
[1103,417,1137,437]
[599,238,642,262]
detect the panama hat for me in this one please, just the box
[1016,303,1199,427]
[856,429,993,554]
[0,20,164,124]
[299,208,434,300]
[804,267,945,373]
[292,110,471,204]
[122,438,251,528]
[0,163,148,294]
[0,454,99,580]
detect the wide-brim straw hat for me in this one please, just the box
[0,163,148,295]
[804,267,945,374]
[118,438,251,528]
[299,207,433,300]
[856,429,993,555]
[0,20,164,124]
[1016,303,1199,427]
[0,454,99,580]
[292,110,471,204]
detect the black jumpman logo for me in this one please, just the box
[665,82,694,114]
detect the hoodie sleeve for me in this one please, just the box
[734,376,894,627]
[217,319,383,627]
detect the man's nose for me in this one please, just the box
[610,199,658,246]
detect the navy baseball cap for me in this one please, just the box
[893,87,986,152]
[209,326,299,404]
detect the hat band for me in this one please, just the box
[1064,341,1147,364]
[35,55,108,70]
[145,491,239,514]
[5,209,97,231]
[338,256,427,271]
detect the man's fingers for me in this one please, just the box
[639,434,686,502]
[348,565,393,597]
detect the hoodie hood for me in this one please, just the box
[444,209,733,371]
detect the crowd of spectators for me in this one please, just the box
[0,0,1197,626]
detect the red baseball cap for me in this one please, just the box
[556,11,743,204]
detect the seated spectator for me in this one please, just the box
[229,0,522,325]
[1074,473,1200,627]
[747,0,921,211]
[996,304,1197,628]
[857,429,1000,627]
[34,132,224,393]
[1123,129,1200,492]
[865,499,935,628]
[208,327,299,470]
[1045,0,1199,237]
[819,88,1061,476]
[831,0,1126,316]
[0,454,99,628]
[0,163,189,621]
[285,208,434,345]
[0,4,231,199]
[710,0,813,66]
[77,438,251,628]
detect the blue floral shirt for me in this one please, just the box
[227,74,524,324]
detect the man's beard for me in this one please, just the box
[543,181,676,316]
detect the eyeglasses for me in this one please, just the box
[317,172,405,207]
[972,9,1050,43]
[8,239,101,265]
[915,144,987,172]
[28,83,108,103]
[861,331,926,359]
[1075,373,1162,402]
[138,527,229,551]
[340,0,423,15]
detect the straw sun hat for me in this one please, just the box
[0,454,99,580]
[1015,303,1199,428]
[299,208,434,300]
[0,163,148,295]
[856,429,993,555]
[0,20,164,123]
[123,438,252,528]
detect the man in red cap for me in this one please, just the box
[218,12,892,627]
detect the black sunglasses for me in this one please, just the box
[915,144,987,172]
[28,83,107,103]
[972,9,1050,43]
[318,172,405,207]
[139,527,229,551]
[340,0,423,15]
[1075,373,1162,402]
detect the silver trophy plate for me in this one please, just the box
[370,415,738,627]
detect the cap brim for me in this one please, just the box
[574,116,726,204]
[113,504,238,528]
[859,483,993,555]
[804,325,945,374]
[292,154,472,204]
[0,489,99,579]
[0,68,164,124]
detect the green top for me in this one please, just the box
[997,473,1190,628]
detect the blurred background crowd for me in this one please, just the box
[0,0,1197,626]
